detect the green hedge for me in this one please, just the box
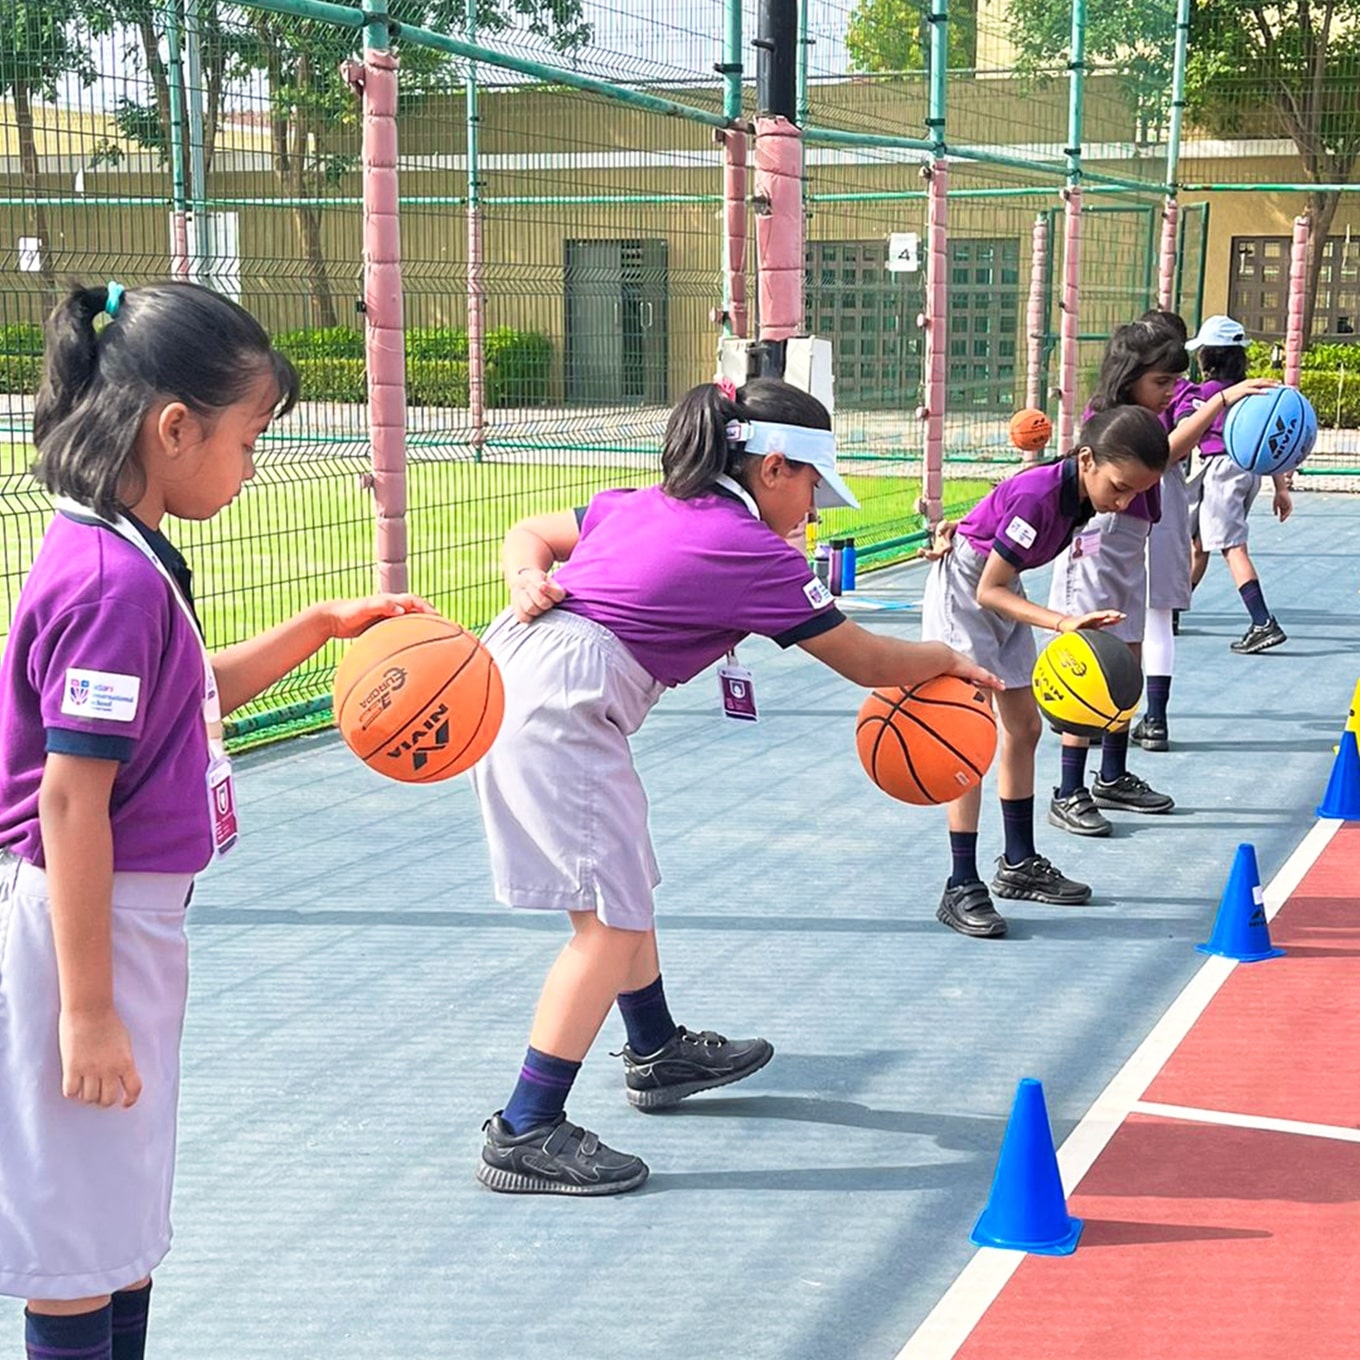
[275,325,549,406]
[0,323,43,356]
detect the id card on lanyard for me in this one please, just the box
[55,497,238,858]
[710,474,769,723]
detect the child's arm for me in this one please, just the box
[503,510,580,623]
[799,621,1002,691]
[976,551,1123,634]
[213,593,433,717]
[1168,378,1280,460]
[1271,473,1294,522]
[39,753,143,1109]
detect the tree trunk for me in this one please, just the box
[293,203,338,328]
[1300,189,1341,345]
[12,80,55,306]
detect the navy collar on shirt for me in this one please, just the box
[1058,457,1095,528]
[59,507,202,634]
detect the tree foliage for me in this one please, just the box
[846,0,979,72]
[1004,0,1360,337]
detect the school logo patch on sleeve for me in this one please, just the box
[1003,515,1038,550]
[803,578,834,609]
[61,668,141,722]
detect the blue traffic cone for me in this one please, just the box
[970,1078,1082,1256]
[1318,731,1360,821]
[1196,843,1283,963]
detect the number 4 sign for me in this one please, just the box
[886,232,920,273]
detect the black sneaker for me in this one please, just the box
[1131,716,1169,752]
[476,1113,649,1195]
[991,855,1091,905]
[1231,617,1286,654]
[623,1027,773,1110]
[936,879,1008,938]
[1048,787,1112,837]
[1091,771,1175,813]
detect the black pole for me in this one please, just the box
[754,0,798,124]
[754,0,799,378]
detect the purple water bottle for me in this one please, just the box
[828,539,845,596]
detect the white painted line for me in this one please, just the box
[1131,1100,1360,1144]
[894,817,1342,1360]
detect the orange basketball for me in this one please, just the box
[1009,407,1053,452]
[856,676,997,806]
[333,613,504,783]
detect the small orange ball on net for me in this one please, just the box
[1009,408,1053,453]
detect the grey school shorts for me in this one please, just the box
[921,538,1037,690]
[1047,511,1150,645]
[1197,455,1262,552]
[469,607,666,932]
[1148,462,1193,612]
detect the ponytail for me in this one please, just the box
[32,284,109,446]
[661,377,832,500]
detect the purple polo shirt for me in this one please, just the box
[553,485,845,686]
[957,458,1093,571]
[1079,403,1162,523]
[0,513,213,872]
[1170,379,1229,457]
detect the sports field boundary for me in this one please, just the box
[894,816,1342,1360]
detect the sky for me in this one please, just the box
[56,0,856,112]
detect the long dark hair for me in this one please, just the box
[1137,307,1189,343]
[33,281,299,519]
[1197,344,1248,385]
[1075,405,1170,474]
[661,377,831,500]
[1088,320,1190,415]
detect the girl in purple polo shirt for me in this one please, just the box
[1182,316,1292,659]
[0,281,428,1360]
[921,405,1169,938]
[469,378,998,1196]
[1045,321,1275,837]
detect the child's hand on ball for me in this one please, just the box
[324,594,439,638]
[1059,610,1125,633]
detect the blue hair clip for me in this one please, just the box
[104,281,125,319]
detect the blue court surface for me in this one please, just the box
[3,494,1355,1359]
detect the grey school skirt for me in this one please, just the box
[1197,455,1262,552]
[0,854,194,1300]
[1147,462,1193,611]
[470,608,666,932]
[1047,511,1150,645]
[921,538,1037,690]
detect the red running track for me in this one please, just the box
[946,824,1360,1360]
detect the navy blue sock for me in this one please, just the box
[1239,578,1270,627]
[111,1281,151,1360]
[1100,729,1130,783]
[1145,675,1171,724]
[617,975,678,1056]
[948,831,980,887]
[1057,745,1089,798]
[501,1046,581,1135]
[1001,797,1036,866]
[25,1304,112,1360]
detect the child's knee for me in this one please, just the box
[1001,705,1043,748]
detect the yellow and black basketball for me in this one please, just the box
[1032,629,1143,740]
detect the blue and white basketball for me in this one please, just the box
[1224,387,1317,476]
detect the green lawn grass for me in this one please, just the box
[1,441,990,745]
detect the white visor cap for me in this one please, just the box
[1186,314,1247,351]
[732,420,860,510]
